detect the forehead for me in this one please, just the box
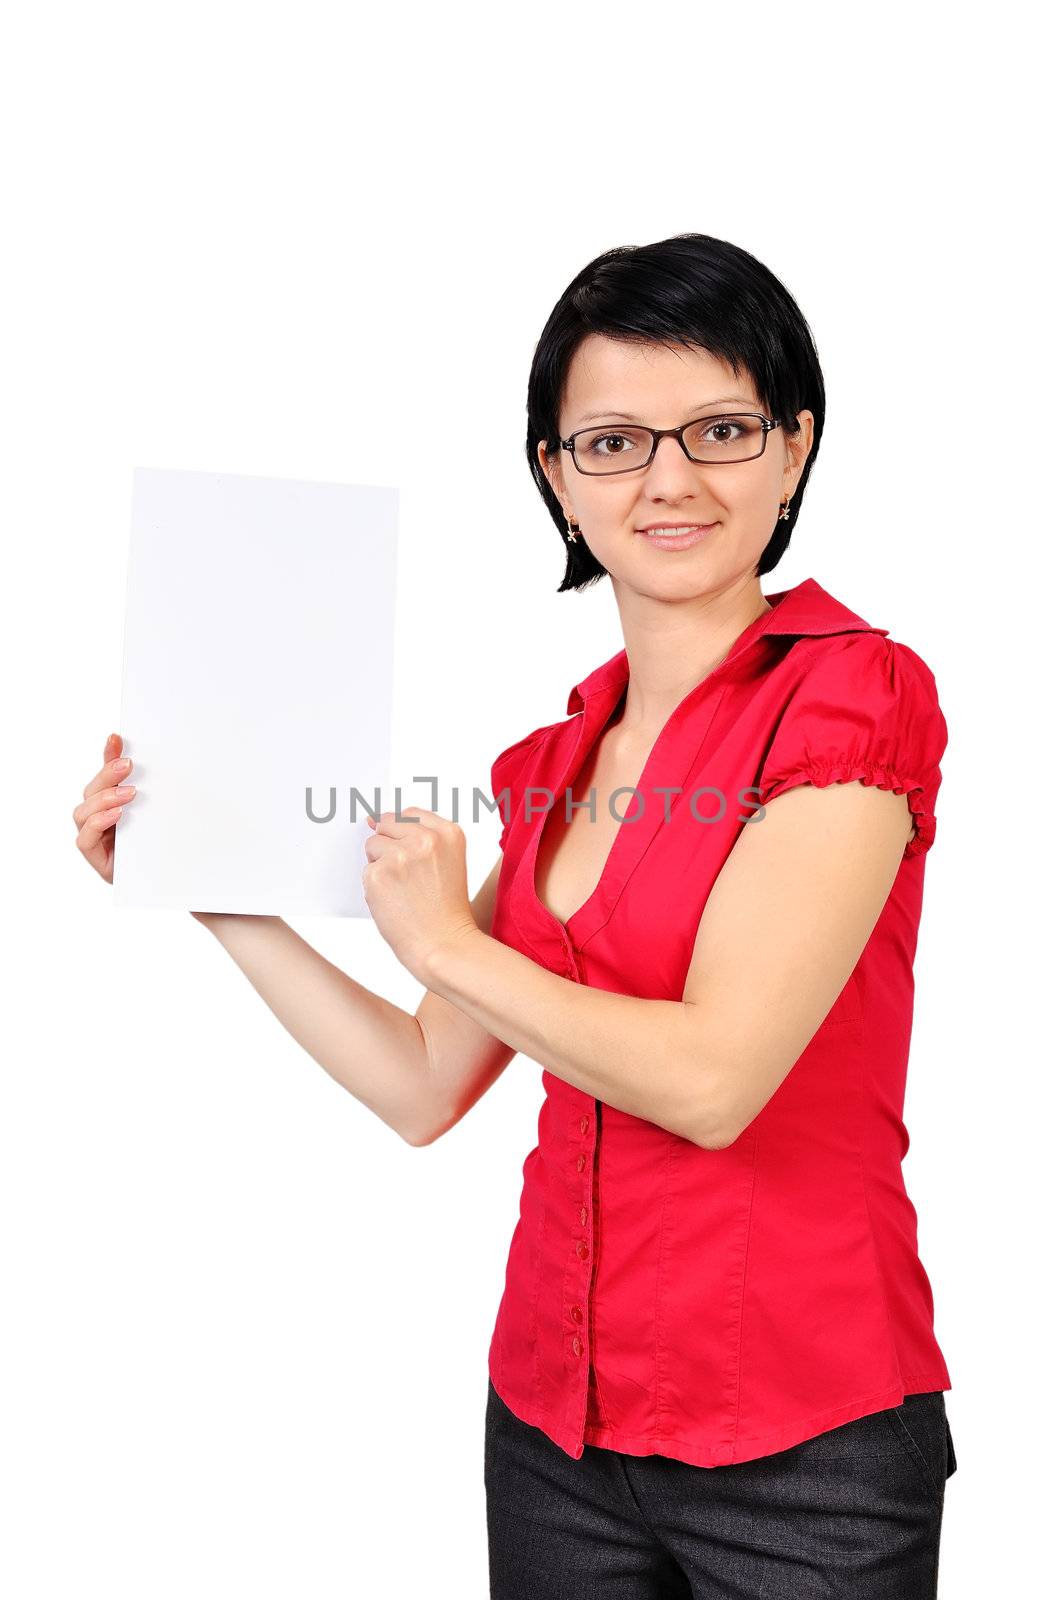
[560,334,760,424]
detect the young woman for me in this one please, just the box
[75,233,957,1597]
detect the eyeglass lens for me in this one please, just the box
[572,414,767,474]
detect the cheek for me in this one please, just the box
[729,484,786,547]
[718,474,777,516]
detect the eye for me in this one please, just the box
[589,431,637,456]
[697,418,752,445]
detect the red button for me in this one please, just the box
[576,1153,586,1173]
[571,1304,583,1323]
[579,1205,588,1226]
[572,1335,583,1357]
[576,1240,589,1260]
[579,1115,590,1135]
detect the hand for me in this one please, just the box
[73,732,137,884]
[362,807,479,982]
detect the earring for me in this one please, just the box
[778,496,791,522]
[566,516,581,544]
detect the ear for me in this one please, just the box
[784,409,815,492]
[538,439,566,512]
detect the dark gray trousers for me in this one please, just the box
[484,1378,958,1598]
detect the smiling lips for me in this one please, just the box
[636,521,718,550]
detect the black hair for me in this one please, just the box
[525,233,826,593]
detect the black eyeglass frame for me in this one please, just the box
[560,412,782,476]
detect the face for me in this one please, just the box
[539,335,815,601]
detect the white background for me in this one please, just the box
[2,4,1057,1595]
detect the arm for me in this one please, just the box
[423,786,915,1148]
[193,857,515,1147]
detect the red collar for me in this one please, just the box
[566,577,889,715]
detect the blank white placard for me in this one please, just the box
[112,467,398,916]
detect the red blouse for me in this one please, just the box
[485,575,951,1468]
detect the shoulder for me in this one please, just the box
[490,717,567,794]
[759,629,948,859]
[493,716,563,784]
[767,627,946,753]
[769,629,946,743]
[488,714,571,851]
[780,628,942,701]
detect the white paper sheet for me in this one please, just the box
[112,467,398,916]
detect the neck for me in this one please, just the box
[610,575,773,731]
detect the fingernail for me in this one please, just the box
[113,758,130,771]
[116,786,135,798]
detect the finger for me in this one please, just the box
[85,737,133,801]
[73,784,136,829]
[371,806,449,839]
[75,799,125,858]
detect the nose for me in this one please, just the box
[641,434,716,501]
[647,433,704,478]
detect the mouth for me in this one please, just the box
[635,521,719,550]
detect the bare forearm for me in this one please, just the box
[190,911,439,1144]
[424,928,718,1145]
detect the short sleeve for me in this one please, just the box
[488,722,555,851]
[756,635,948,859]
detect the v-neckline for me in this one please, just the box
[530,685,628,935]
[522,600,779,949]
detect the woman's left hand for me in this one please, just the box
[362,807,480,983]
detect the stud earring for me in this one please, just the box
[566,516,581,544]
[778,496,791,522]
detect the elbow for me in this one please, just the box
[682,1087,739,1149]
[688,1046,798,1149]
[681,1037,767,1150]
[690,1115,742,1151]
[402,1100,461,1148]
[402,1016,458,1147]
[401,1116,448,1148]
[677,1014,742,1150]
[685,1080,744,1151]
[401,1122,434,1148]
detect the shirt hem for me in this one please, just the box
[487,1355,952,1467]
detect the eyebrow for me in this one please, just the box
[571,396,761,426]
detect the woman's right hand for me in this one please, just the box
[73,731,137,884]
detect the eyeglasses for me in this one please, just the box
[560,412,781,476]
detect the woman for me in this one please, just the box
[74,233,957,1597]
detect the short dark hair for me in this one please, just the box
[525,233,827,593]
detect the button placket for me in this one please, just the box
[565,943,591,1356]
[568,1100,596,1362]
